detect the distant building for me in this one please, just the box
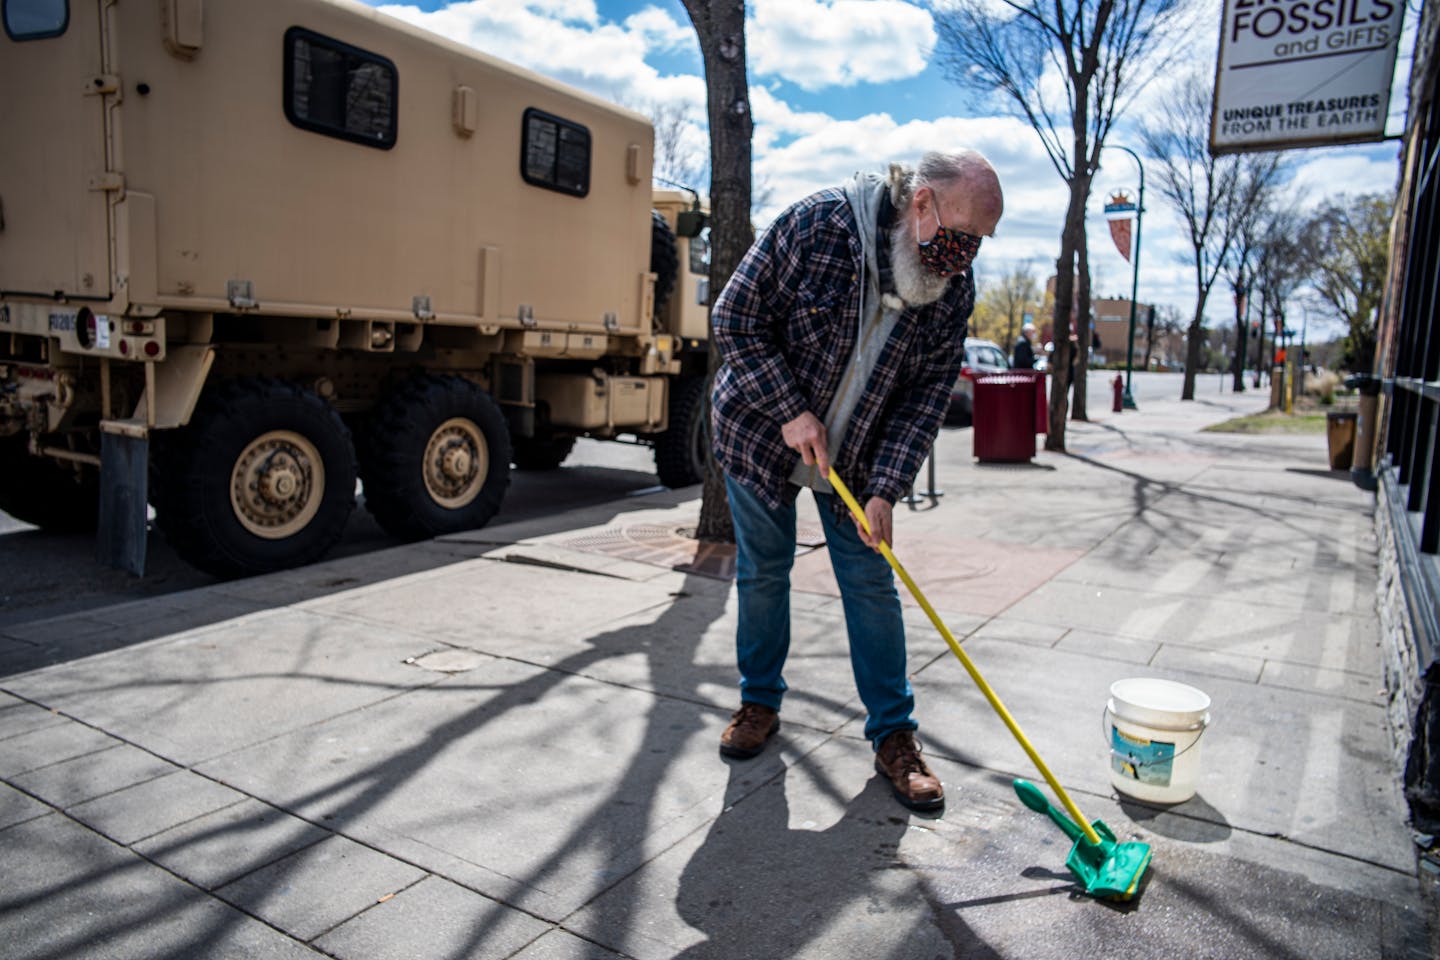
[1042,276,1157,367]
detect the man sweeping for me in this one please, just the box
[709,150,1004,812]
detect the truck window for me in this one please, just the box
[4,0,67,40]
[284,26,397,150]
[689,226,710,275]
[522,108,590,197]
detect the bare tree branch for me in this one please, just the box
[1141,70,1285,398]
[933,0,1188,439]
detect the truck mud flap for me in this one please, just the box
[96,432,149,577]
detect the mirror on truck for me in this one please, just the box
[675,209,708,238]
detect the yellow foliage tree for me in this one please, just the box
[970,266,1042,351]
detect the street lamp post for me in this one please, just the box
[1108,145,1145,410]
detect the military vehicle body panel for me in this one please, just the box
[0,0,710,578]
[0,0,656,331]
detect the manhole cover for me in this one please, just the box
[406,649,485,673]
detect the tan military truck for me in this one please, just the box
[0,0,713,577]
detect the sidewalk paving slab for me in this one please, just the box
[898,635,1414,872]
[10,740,179,808]
[312,874,551,960]
[131,797,330,890]
[0,692,69,738]
[214,834,426,943]
[1,813,321,959]
[195,658,834,920]
[4,609,445,766]
[0,781,50,830]
[0,388,1435,959]
[0,719,122,777]
[67,768,247,846]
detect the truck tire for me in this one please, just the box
[0,434,100,532]
[360,375,511,540]
[652,209,679,316]
[152,378,357,578]
[512,434,575,471]
[653,375,708,488]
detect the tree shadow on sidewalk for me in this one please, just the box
[2,569,748,958]
[670,761,1008,959]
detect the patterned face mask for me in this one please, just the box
[916,205,983,277]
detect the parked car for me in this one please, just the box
[945,338,1012,426]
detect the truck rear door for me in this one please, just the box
[0,0,112,300]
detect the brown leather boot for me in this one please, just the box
[719,703,779,759]
[875,730,944,811]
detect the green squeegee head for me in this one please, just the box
[1014,779,1152,901]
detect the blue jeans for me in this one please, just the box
[725,474,916,748]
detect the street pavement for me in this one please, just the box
[1,386,1436,959]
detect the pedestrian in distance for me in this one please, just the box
[709,150,1004,812]
[1012,321,1037,370]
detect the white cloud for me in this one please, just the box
[749,111,1068,272]
[359,0,1404,328]
[522,0,599,24]
[748,0,935,91]
[748,86,835,153]
[373,0,697,107]
[624,7,692,52]
[1287,145,1402,208]
[1083,133,1401,325]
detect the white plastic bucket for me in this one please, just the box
[1106,677,1211,804]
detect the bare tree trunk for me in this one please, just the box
[684,0,752,543]
[1047,242,1075,449]
[1182,306,1206,399]
[1253,300,1266,389]
[1073,230,1092,420]
[1231,319,1248,392]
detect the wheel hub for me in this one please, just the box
[259,463,301,502]
[423,418,487,509]
[231,431,326,539]
[440,443,472,481]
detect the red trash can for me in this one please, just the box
[973,373,1037,462]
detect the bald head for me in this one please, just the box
[910,149,1004,238]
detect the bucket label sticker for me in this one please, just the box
[1112,726,1175,787]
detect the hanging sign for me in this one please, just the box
[1104,191,1136,263]
[1211,0,1405,154]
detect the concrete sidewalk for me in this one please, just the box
[2,389,1436,959]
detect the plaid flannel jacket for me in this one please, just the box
[710,186,974,511]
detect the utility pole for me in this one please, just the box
[1231,271,1249,392]
[1106,145,1145,410]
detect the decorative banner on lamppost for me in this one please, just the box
[1210,0,1405,154]
[1104,191,1136,263]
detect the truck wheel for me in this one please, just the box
[654,376,708,488]
[153,378,356,578]
[360,375,511,540]
[652,209,679,316]
[0,434,99,532]
[512,434,575,471]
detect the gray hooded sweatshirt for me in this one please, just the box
[789,171,904,494]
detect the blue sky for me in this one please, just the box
[360,0,1415,341]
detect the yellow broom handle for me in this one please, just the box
[827,468,1102,846]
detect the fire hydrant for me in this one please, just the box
[1112,374,1124,413]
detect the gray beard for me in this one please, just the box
[889,221,951,306]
